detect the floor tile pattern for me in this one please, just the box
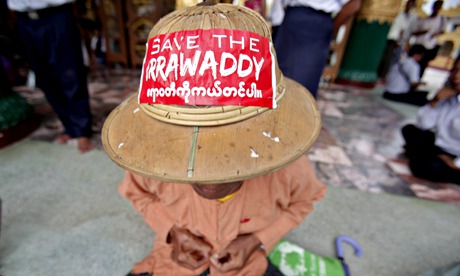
[312,84,460,204]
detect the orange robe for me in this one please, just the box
[119,155,326,275]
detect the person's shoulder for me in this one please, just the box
[406,56,419,66]
[280,155,310,173]
[437,15,447,20]
[415,14,427,22]
[266,155,312,183]
[248,156,311,191]
[128,171,189,194]
[400,55,411,64]
[392,12,405,24]
[408,12,418,20]
[440,15,448,24]
[394,11,404,19]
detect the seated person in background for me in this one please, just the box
[401,56,460,185]
[377,0,417,79]
[383,44,428,106]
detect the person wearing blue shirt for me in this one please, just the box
[383,44,428,106]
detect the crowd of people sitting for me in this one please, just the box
[401,56,460,185]
[377,0,459,185]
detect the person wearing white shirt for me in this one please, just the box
[273,0,361,98]
[383,44,428,106]
[411,0,448,78]
[378,0,418,78]
[7,0,94,153]
[7,0,73,11]
[267,0,284,41]
[401,56,460,185]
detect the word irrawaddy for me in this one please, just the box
[139,29,276,108]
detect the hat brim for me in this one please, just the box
[102,78,321,184]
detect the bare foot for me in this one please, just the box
[410,184,460,203]
[77,137,94,153]
[54,134,71,144]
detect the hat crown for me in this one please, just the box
[139,3,286,126]
[149,3,271,40]
[102,3,321,184]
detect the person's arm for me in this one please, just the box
[210,157,326,273]
[119,171,175,242]
[410,80,426,88]
[397,30,404,45]
[412,29,428,36]
[168,225,212,270]
[210,233,262,272]
[391,13,404,45]
[438,154,460,171]
[416,104,439,130]
[430,29,445,39]
[428,87,456,107]
[404,16,418,45]
[404,60,424,89]
[253,157,327,253]
[415,88,454,129]
[431,16,447,39]
[120,172,214,270]
[333,0,362,32]
[411,17,427,36]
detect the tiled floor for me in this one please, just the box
[310,86,413,195]
[14,66,460,204]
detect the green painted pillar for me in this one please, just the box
[336,0,402,88]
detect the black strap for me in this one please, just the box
[397,61,411,83]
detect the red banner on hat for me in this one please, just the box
[139,29,276,108]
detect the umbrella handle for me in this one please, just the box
[336,235,362,259]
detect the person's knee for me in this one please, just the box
[401,124,417,139]
[409,159,431,178]
[410,157,448,182]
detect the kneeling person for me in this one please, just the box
[102,3,326,276]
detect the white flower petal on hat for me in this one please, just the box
[118,142,124,149]
[262,131,280,142]
[133,108,140,113]
[250,147,259,158]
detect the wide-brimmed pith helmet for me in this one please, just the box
[102,2,321,184]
